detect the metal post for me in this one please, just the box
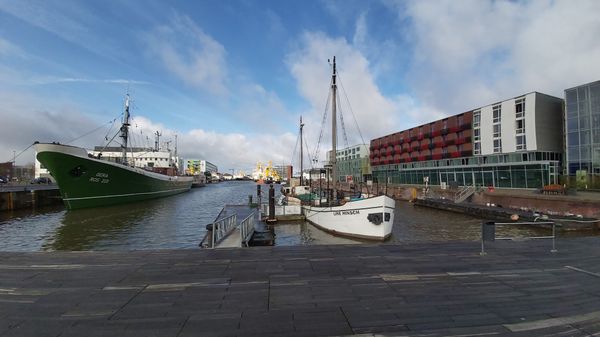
[480,221,486,256]
[551,223,558,253]
[268,184,275,222]
[257,184,261,206]
[211,223,216,249]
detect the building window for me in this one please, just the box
[443,119,448,129]
[516,135,527,151]
[493,139,502,153]
[474,142,481,155]
[493,104,501,123]
[473,110,481,128]
[516,119,525,134]
[515,97,525,119]
[493,124,501,138]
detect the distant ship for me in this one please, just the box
[35,95,193,210]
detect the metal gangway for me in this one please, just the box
[206,205,258,249]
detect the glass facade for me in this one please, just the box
[336,144,370,183]
[373,151,561,189]
[565,81,600,176]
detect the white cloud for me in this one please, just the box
[392,0,600,113]
[0,91,101,164]
[27,77,151,86]
[285,31,442,163]
[125,116,297,172]
[146,14,228,96]
[0,90,296,171]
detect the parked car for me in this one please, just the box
[0,176,7,184]
[30,177,52,184]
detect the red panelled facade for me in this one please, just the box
[370,111,473,166]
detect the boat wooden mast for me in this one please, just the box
[331,56,337,202]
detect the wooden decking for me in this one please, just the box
[2,238,600,336]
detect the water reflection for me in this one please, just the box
[45,201,162,250]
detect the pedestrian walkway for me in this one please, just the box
[1,238,600,336]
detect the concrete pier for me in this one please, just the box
[2,238,600,336]
[0,185,62,211]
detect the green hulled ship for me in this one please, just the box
[35,95,192,210]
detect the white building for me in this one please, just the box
[473,92,563,156]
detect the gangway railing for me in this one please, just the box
[454,185,475,203]
[211,214,237,249]
[240,211,256,247]
[260,203,302,217]
[480,220,557,255]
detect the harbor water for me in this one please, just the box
[0,181,588,251]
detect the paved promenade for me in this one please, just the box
[1,238,600,336]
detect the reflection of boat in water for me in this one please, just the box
[35,95,192,210]
[44,202,160,251]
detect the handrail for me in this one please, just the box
[480,220,557,255]
[211,214,237,248]
[455,185,475,203]
[240,211,256,247]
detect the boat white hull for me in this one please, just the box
[302,195,395,241]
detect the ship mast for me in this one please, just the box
[120,94,131,165]
[331,56,337,201]
[300,116,304,186]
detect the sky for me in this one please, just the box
[1,0,599,173]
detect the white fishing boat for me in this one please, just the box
[301,57,395,241]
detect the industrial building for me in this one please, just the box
[370,92,563,189]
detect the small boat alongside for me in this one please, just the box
[35,95,192,210]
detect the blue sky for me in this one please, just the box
[1,0,599,172]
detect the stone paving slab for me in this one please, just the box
[1,238,600,336]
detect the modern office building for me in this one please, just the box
[565,80,600,188]
[184,159,218,175]
[370,92,563,189]
[335,144,371,183]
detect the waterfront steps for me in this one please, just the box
[1,239,600,336]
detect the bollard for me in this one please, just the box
[257,184,261,203]
[267,184,276,222]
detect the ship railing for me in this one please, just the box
[480,220,557,256]
[260,203,302,217]
[212,214,237,248]
[240,211,257,247]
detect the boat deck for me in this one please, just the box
[2,238,600,336]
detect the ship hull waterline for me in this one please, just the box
[302,195,395,241]
[35,143,193,210]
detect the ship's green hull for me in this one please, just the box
[36,145,192,210]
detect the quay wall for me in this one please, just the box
[472,191,600,219]
[0,188,63,211]
[337,182,600,223]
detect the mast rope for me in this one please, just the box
[290,127,300,171]
[337,93,350,150]
[4,142,36,163]
[313,76,333,164]
[338,73,367,147]
[64,115,120,145]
